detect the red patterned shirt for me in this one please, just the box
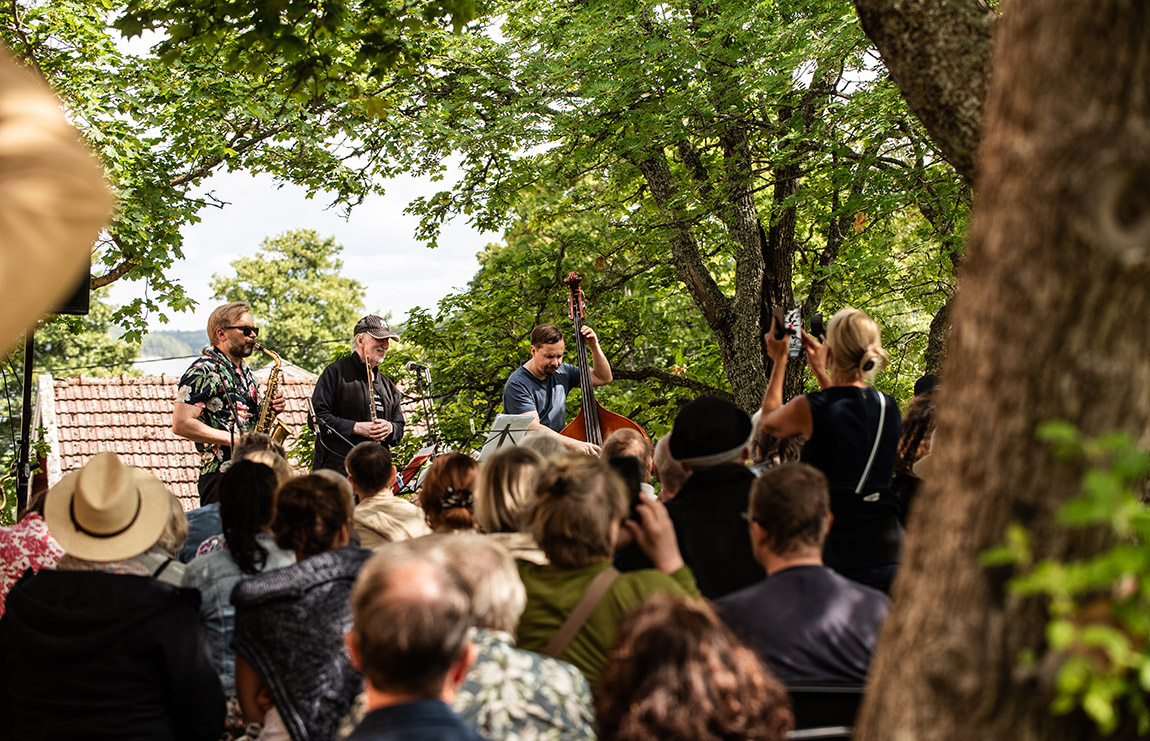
[0,512,65,618]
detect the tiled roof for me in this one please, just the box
[44,374,316,511]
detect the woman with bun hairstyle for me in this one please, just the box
[420,452,481,534]
[759,307,901,593]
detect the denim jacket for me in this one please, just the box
[180,534,295,694]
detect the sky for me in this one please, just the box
[107,168,496,337]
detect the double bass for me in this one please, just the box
[559,272,650,447]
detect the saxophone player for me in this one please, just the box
[172,301,285,504]
[311,315,405,476]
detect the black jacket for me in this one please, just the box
[0,570,224,741]
[312,353,405,474]
[665,463,765,600]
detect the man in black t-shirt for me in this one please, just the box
[716,463,888,685]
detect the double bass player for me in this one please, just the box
[501,323,613,455]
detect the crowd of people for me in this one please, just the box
[0,305,939,740]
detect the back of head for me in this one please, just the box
[474,445,544,534]
[525,455,627,568]
[272,473,354,559]
[750,463,830,556]
[601,429,652,477]
[419,533,526,633]
[346,442,395,495]
[207,301,251,347]
[219,459,280,574]
[669,396,752,470]
[420,452,479,532]
[233,432,287,463]
[530,324,564,347]
[351,542,474,698]
[826,307,888,382]
[896,394,936,477]
[154,493,189,556]
[596,594,792,741]
[239,449,293,484]
[652,436,688,497]
[518,433,568,465]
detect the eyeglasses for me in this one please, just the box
[741,511,766,527]
[225,325,259,338]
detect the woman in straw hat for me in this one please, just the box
[0,451,225,740]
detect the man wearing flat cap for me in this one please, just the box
[664,396,764,600]
[312,315,405,476]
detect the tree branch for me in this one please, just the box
[613,365,733,401]
[852,0,996,185]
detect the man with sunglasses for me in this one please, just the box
[172,301,284,504]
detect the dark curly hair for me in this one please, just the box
[271,474,354,559]
[596,594,793,741]
[419,452,479,532]
[895,394,935,477]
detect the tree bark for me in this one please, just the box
[922,295,951,376]
[857,2,1150,739]
[852,0,995,185]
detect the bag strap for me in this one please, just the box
[855,389,887,495]
[540,566,620,658]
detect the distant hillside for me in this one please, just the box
[140,329,205,359]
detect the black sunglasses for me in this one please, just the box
[225,325,259,338]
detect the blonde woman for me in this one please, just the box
[759,307,901,593]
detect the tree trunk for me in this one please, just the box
[923,295,951,376]
[857,2,1150,739]
[851,0,994,186]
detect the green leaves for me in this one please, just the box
[995,422,1150,734]
[210,230,366,374]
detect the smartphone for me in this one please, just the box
[772,306,802,358]
[608,455,644,520]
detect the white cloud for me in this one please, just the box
[108,168,496,333]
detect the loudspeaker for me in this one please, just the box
[50,256,91,316]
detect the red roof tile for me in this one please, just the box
[49,374,317,512]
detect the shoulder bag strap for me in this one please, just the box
[540,566,620,658]
[855,389,887,495]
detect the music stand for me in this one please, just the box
[477,413,534,461]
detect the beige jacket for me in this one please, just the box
[353,492,432,548]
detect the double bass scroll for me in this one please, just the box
[559,272,649,448]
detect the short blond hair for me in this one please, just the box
[826,307,888,382]
[155,492,189,556]
[207,301,251,347]
[474,446,544,534]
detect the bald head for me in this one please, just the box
[350,543,474,698]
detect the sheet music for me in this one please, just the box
[477,413,534,460]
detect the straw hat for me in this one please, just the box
[43,451,171,562]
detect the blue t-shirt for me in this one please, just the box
[502,363,581,432]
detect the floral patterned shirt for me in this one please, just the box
[0,512,65,618]
[457,628,597,741]
[176,347,261,475]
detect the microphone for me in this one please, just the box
[305,398,318,433]
[308,398,353,445]
[406,361,428,371]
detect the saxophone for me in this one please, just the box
[254,343,291,444]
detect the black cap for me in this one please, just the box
[354,315,400,341]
